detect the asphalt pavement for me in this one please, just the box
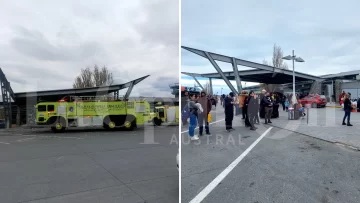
[0,125,179,203]
[181,106,360,203]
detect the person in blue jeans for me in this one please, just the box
[342,93,353,126]
[188,93,200,140]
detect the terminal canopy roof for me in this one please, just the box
[14,75,149,105]
[182,46,323,84]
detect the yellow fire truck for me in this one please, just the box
[35,96,151,132]
[149,105,179,126]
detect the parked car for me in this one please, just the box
[0,120,5,129]
[298,94,327,108]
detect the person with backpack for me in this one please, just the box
[181,90,189,125]
[188,93,200,140]
[197,91,212,136]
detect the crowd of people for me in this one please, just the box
[182,90,216,140]
[223,89,284,131]
[182,88,357,141]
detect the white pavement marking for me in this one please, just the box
[189,127,273,203]
[181,119,225,134]
[16,137,36,142]
[0,142,10,145]
[38,136,83,139]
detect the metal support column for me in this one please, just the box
[204,52,238,95]
[209,78,213,95]
[114,90,119,100]
[191,74,204,90]
[124,81,135,100]
[16,106,20,126]
[232,57,242,93]
[1,81,12,128]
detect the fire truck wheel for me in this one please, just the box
[51,122,65,133]
[108,121,116,129]
[153,118,162,126]
[123,120,134,130]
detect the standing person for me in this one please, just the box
[198,91,212,136]
[221,94,226,107]
[247,91,258,130]
[181,90,189,125]
[281,94,286,111]
[240,90,247,119]
[259,89,266,118]
[188,93,200,140]
[243,93,251,127]
[272,93,280,118]
[342,93,353,126]
[234,93,240,116]
[263,92,274,124]
[255,93,260,124]
[224,92,235,132]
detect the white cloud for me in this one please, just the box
[0,0,178,97]
[181,0,360,78]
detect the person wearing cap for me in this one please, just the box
[224,92,235,132]
[197,91,212,136]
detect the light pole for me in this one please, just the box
[282,50,305,105]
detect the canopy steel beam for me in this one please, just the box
[182,46,323,82]
[182,70,271,78]
[232,57,242,93]
[191,74,204,90]
[204,51,238,95]
[124,81,135,100]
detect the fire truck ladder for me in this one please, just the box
[0,68,16,128]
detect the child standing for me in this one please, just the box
[284,99,289,112]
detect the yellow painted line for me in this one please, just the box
[326,106,342,108]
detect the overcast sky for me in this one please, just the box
[181,0,360,95]
[0,0,178,97]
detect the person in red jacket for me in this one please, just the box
[197,91,212,136]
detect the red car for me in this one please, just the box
[298,94,327,108]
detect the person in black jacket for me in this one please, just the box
[224,92,235,132]
[255,93,260,124]
[262,92,274,124]
[259,89,266,118]
[244,94,251,127]
[342,93,353,126]
[247,91,258,130]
